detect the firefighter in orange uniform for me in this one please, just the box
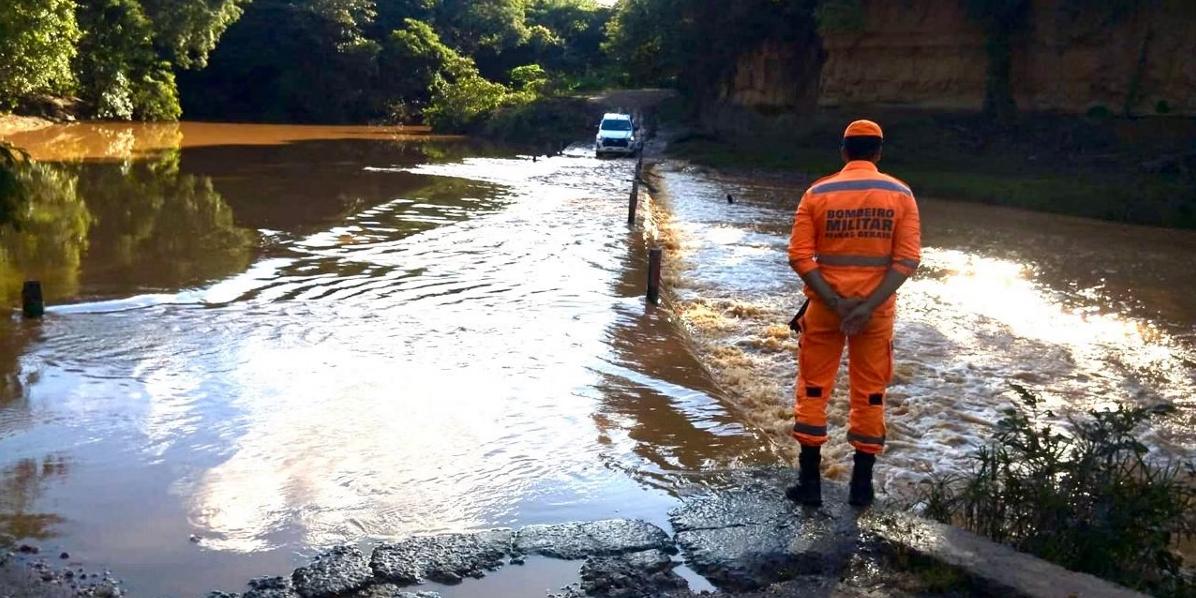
[786,120,921,507]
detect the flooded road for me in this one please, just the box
[2,123,1194,594]
[650,162,1196,491]
[0,123,773,595]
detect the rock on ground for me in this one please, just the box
[514,520,674,560]
[292,546,374,598]
[199,470,1149,598]
[579,549,687,598]
[670,469,862,592]
[0,551,125,598]
[237,575,299,598]
[351,586,442,598]
[370,530,513,584]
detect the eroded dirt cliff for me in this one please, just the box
[724,0,1196,116]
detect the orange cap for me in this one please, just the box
[843,119,883,139]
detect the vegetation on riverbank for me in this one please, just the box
[915,385,1195,596]
[0,0,614,129]
[179,1,614,128]
[668,108,1196,229]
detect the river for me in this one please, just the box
[0,123,1193,595]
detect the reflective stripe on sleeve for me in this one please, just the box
[793,422,828,437]
[847,431,886,447]
[809,180,913,197]
[816,254,891,268]
[893,258,920,270]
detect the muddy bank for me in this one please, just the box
[0,115,55,138]
[669,109,1196,229]
[0,548,124,598]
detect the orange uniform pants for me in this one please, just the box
[792,300,893,455]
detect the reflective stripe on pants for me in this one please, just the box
[792,299,893,455]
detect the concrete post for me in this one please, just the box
[628,178,639,225]
[22,281,44,318]
[647,248,663,305]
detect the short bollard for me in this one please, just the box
[22,281,45,318]
[628,178,639,225]
[647,248,663,305]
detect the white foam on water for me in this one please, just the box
[649,162,1196,498]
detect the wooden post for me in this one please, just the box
[635,155,643,179]
[647,248,663,305]
[628,178,639,225]
[22,281,44,318]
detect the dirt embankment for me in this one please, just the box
[668,107,1196,229]
[0,115,55,139]
[724,0,1196,117]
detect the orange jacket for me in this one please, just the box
[788,161,921,312]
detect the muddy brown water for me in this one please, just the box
[651,162,1196,488]
[0,123,770,595]
[0,123,1193,595]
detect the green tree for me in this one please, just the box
[603,0,676,87]
[521,0,612,87]
[372,0,439,36]
[509,63,549,95]
[423,67,513,132]
[178,0,381,123]
[74,0,182,120]
[434,0,530,55]
[139,0,250,69]
[0,0,81,109]
[606,0,820,110]
[176,0,617,123]
[0,0,250,119]
[379,18,474,115]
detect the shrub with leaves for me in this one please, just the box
[423,63,548,133]
[75,0,183,120]
[423,71,512,133]
[918,384,1196,595]
[0,0,81,109]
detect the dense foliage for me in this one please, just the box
[0,0,247,120]
[0,0,608,125]
[3,0,1192,126]
[604,0,823,111]
[0,0,81,109]
[918,385,1195,596]
[178,0,612,125]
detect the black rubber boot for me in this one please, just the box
[785,445,822,506]
[848,451,876,507]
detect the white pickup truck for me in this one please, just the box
[594,113,640,158]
